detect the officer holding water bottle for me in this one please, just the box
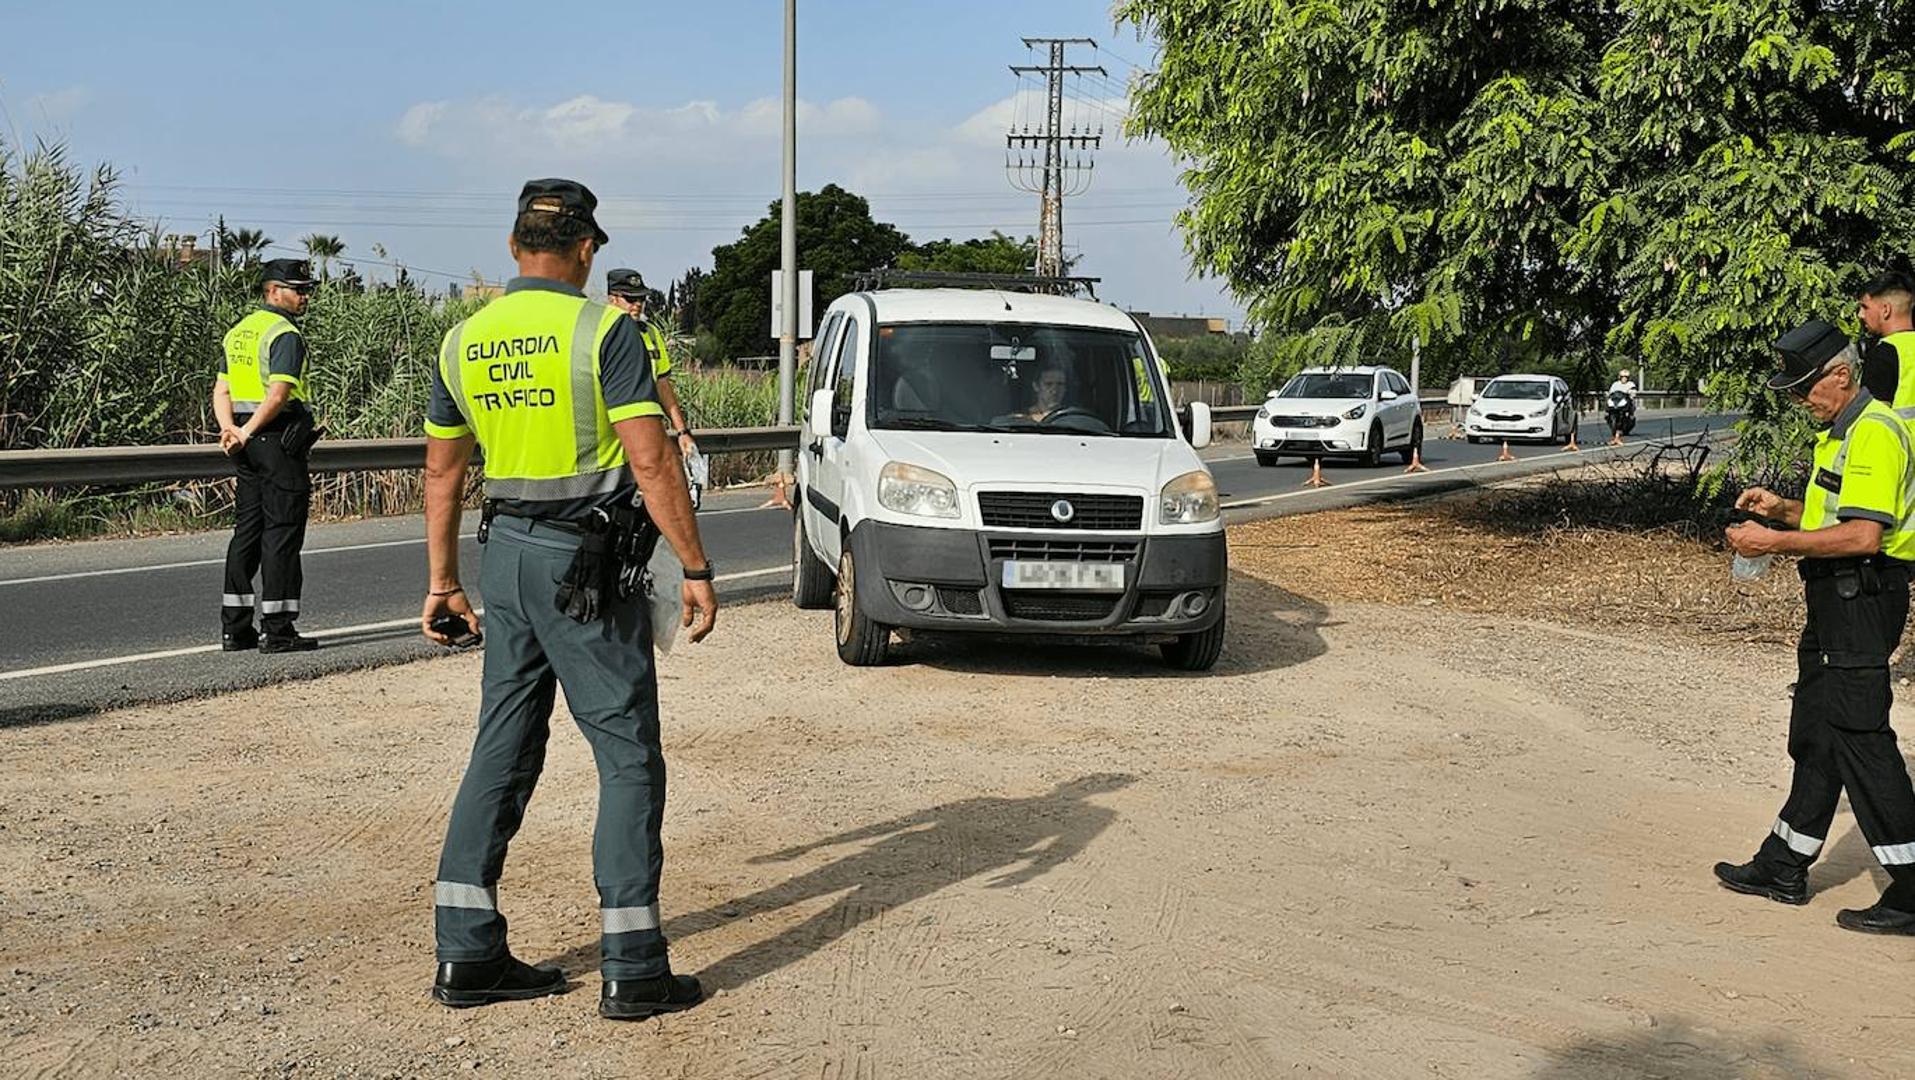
[1715,319,1915,935]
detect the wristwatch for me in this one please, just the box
[684,564,715,582]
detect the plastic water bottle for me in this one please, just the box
[645,548,684,656]
[1731,553,1773,582]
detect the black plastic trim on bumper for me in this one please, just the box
[847,520,1227,635]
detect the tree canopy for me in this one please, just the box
[1118,0,1915,415]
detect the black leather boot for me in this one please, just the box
[1713,859,1810,905]
[599,972,703,1020]
[432,954,567,1008]
[1836,900,1915,935]
[221,628,260,652]
[260,632,319,653]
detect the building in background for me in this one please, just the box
[1128,311,1230,340]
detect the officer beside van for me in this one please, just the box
[604,268,697,459]
[419,179,718,1019]
[1716,319,1915,934]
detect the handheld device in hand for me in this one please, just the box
[430,613,482,648]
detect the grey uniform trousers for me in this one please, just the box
[434,514,670,978]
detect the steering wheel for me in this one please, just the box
[1039,406,1110,431]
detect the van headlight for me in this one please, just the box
[878,462,960,519]
[1343,403,1368,420]
[1160,470,1219,525]
[1256,405,1271,420]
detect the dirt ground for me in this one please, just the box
[8,501,1915,1078]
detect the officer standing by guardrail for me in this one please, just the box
[1715,319,1915,934]
[605,268,698,460]
[212,257,322,653]
[418,179,718,1018]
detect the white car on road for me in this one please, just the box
[1251,365,1424,467]
[1464,375,1577,444]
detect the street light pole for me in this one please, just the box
[775,0,799,492]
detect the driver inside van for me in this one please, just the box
[1015,361,1070,422]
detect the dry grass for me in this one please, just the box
[1232,486,1804,647]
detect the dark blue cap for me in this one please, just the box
[518,178,609,246]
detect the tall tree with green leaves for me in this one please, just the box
[1118,0,1915,443]
[895,231,1038,276]
[700,185,912,360]
[222,226,270,265]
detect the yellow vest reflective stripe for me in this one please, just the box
[220,310,301,406]
[1885,331,1915,420]
[438,291,631,502]
[1803,398,1915,561]
[639,321,672,379]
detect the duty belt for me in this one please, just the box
[1798,555,1915,583]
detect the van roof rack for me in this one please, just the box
[852,269,1100,298]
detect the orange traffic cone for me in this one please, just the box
[1562,425,1581,452]
[1608,429,1623,447]
[759,471,794,510]
[1303,459,1331,488]
[1496,440,1516,462]
[1403,447,1430,474]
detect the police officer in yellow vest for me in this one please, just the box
[419,179,717,1019]
[604,268,698,460]
[1858,271,1915,411]
[212,257,321,652]
[1716,319,1915,934]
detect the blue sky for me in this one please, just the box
[0,0,1242,322]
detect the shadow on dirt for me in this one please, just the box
[540,773,1136,990]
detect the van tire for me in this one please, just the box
[1254,451,1279,467]
[792,508,835,610]
[835,546,890,666]
[1160,598,1226,671]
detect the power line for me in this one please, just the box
[1008,37,1107,278]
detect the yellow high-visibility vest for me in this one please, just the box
[220,309,304,406]
[428,290,662,502]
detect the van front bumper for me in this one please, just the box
[847,520,1227,637]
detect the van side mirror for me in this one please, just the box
[1380,389,1400,401]
[1186,401,1213,450]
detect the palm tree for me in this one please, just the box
[225,227,270,265]
[302,233,346,279]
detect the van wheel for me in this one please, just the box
[835,546,890,666]
[792,508,835,610]
[1254,451,1279,467]
[1398,420,1423,464]
[1160,597,1226,671]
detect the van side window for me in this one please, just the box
[1389,371,1411,395]
[834,319,861,410]
[809,312,843,398]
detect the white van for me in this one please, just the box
[790,287,1228,670]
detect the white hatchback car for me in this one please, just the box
[1464,375,1577,444]
[791,288,1228,671]
[1251,365,1423,467]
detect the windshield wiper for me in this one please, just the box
[879,416,993,433]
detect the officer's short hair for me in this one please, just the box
[1829,342,1863,383]
[1860,271,1915,314]
[512,209,596,254]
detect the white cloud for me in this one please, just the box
[26,86,90,128]
[393,93,882,164]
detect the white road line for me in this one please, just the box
[0,565,791,682]
[0,533,480,587]
[0,505,778,587]
[1218,432,1714,511]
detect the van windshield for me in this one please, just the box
[871,322,1173,438]
[1278,372,1374,399]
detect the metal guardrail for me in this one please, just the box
[0,426,803,491]
[0,392,1705,491]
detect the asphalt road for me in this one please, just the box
[0,410,1732,725]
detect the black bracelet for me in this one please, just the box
[683,565,715,582]
[429,587,464,597]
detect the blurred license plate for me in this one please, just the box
[1001,561,1125,591]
